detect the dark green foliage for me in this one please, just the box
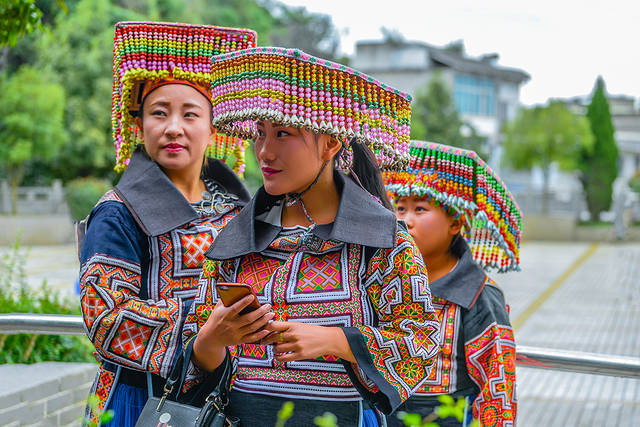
[580,77,619,220]
[0,0,44,47]
[411,72,487,158]
[0,240,96,364]
[65,177,112,221]
[3,0,341,187]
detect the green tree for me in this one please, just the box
[268,3,342,62]
[580,76,619,220]
[34,0,126,182]
[0,66,67,213]
[0,0,44,48]
[502,100,593,214]
[411,72,487,158]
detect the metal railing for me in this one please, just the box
[1,313,640,380]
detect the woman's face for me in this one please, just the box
[254,120,330,195]
[395,196,461,259]
[139,84,213,175]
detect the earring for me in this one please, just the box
[337,144,353,172]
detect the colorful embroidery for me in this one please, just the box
[80,198,241,412]
[184,228,440,407]
[466,322,517,427]
[84,365,115,425]
[415,297,461,395]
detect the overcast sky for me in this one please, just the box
[278,0,639,106]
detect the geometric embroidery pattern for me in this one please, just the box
[466,322,517,427]
[80,195,241,413]
[181,231,213,268]
[184,227,441,407]
[296,251,342,293]
[109,318,153,361]
[237,253,282,295]
[416,298,460,394]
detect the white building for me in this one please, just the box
[351,39,530,167]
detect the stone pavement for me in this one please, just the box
[1,242,639,426]
[499,242,640,426]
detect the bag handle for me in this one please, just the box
[156,340,233,412]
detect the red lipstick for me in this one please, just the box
[261,166,282,177]
[164,143,184,153]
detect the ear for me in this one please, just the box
[321,135,343,161]
[448,215,464,236]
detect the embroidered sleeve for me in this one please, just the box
[464,282,517,426]
[181,258,225,391]
[342,230,440,414]
[80,201,180,377]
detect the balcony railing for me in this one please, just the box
[1,313,639,379]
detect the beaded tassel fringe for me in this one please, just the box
[208,47,413,171]
[383,141,522,273]
[111,21,257,173]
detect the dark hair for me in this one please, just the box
[347,141,394,210]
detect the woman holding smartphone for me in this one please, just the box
[78,21,256,426]
[182,47,441,426]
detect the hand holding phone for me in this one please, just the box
[216,282,261,315]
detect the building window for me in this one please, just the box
[453,74,495,116]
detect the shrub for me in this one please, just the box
[0,239,95,364]
[65,177,111,222]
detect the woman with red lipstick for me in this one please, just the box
[77,22,257,426]
[181,48,441,426]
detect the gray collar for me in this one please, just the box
[207,171,398,260]
[428,236,488,309]
[115,147,250,236]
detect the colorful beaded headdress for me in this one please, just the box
[383,141,522,272]
[208,47,412,170]
[111,21,257,174]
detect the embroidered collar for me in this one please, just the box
[428,236,488,309]
[115,147,251,236]
[207,171,398,260]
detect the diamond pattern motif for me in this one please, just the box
[110,319,152,361]
[296,251,342,293]
[181,232,213,268]
[237,253,282,294]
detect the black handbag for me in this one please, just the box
[135,348,238,427]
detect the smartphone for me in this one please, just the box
[216,282,261,315]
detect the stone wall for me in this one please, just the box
[0,363,98,427]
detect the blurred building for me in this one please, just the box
[564,95,640,180]
[351,39,530,166]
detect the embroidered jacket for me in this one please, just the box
[402,236,517,426]
[183,172,441,415]
[79,148,250,420]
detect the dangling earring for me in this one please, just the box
[337,144,353,172]
[133,125,144,149]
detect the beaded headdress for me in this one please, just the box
[208,47,412,170]
[111,21,257,174]
[383,141,522,272]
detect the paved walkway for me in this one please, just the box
[1,242,639,425]
[499,242,640,426]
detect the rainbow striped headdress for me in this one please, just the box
[111,21,257,173]
[208,47,412,170]
[383,141,522,272]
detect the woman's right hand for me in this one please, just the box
[193,296,273,371]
